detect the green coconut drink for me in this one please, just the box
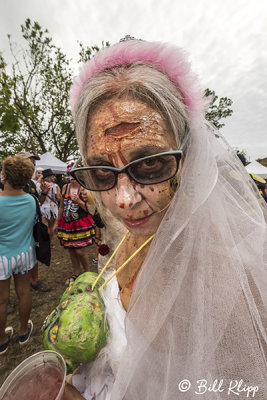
[42,272,109,370]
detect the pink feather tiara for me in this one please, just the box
[70,39,206,116]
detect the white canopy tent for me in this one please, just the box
[245,160,267,179]
[36,152,67,174]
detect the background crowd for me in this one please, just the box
[0,152,100,356]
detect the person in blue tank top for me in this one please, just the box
[0,155,36,354]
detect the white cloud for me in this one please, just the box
[0,0,266,160]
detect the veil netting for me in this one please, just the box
[110,115,267,399]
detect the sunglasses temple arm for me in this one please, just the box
[179,124,190,152]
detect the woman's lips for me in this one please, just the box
[123,214,153,228]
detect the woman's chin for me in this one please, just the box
[126,226,156,237]
[121,214,160,237]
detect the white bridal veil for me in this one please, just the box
[71,39,267,399]
[111,118,267,399]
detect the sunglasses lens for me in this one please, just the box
[128,154,179,184]
[73,168,116,191]
[72,153,180,191]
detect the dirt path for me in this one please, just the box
[0,238,97,386]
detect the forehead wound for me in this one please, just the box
[105,122,140,138]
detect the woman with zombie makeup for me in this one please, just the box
[57,163,95,285]
[62,40,267,399]
[32,167,43,184]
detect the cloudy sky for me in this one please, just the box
[1,0,266,160]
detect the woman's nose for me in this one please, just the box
[115,174,142,209]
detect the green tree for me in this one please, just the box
[78,41,109,64]
[0,19,107,162]
[0,55,22,157]
[235,148,249,166]
[204,88,233,129]
[0,19,78,161]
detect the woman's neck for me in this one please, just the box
[116,231,153,311]
[1,181,25,196]
[70,181,79,189]
[69,180,79,187]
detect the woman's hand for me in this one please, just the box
[71,191,88,212]
[80,187,89,203]
[71,193,81,203]
[62,382,85,400]
[40,181,51,194]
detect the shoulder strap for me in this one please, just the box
[46,185,58,204]
[30,194,42,223]
[30,180,37,191]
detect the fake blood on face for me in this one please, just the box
[87,98,178,236]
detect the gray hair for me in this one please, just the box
[74,62,189,161]
[32,167,43,180]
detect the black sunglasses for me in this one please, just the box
[70,150,183,192]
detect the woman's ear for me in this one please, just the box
[1,172,6,183]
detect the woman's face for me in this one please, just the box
[86,98,179,236]
[68,175,77,183]
[45,175,54,183]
